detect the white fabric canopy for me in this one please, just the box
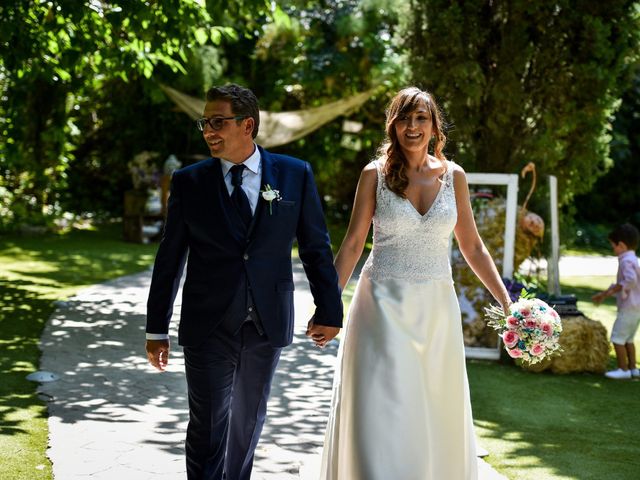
[160,84,374,148]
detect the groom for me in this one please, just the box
[145,84,343,480]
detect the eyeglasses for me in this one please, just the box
[196,116,247,131]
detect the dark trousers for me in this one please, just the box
[183,322,282,480]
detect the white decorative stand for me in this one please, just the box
[462,173,519,360]
[547,175,561,296]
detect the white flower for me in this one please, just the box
[260,184,281,214]
[262,190,278,202]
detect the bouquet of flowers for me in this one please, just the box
[485,291,562,364]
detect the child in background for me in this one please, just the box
[592,223,640,379]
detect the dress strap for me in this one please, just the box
[372,159,385,198]
[444,160,455,188]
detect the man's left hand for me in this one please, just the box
[306,319,340,348]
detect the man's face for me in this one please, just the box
[201,100,253,163]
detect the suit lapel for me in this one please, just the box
[247,146,279,239]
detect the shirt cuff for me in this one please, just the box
[146,333,170,340]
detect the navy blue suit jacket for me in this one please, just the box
[146,146,343,347]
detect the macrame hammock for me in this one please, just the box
[160,84,375,148]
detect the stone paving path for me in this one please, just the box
[39,260,507,479]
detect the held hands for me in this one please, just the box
[146,339,170,371]
[306,316,340,349]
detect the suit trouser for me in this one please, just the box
[183,322,282,480]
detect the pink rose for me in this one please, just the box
[541,322,553,336]
[506,316,520,330]
[525,318,537,329]
[520,307,531,317]
[503,331,519,348]
[507,347,523,358]
[531,344,545,356]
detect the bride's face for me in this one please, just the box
[394,100,433,155]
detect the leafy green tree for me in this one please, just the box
[573,68,640,226]
[405,0,640,206]
[223,0,408,217]
[1,0,406,229]
[0,1,224,230]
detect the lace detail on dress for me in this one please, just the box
[362,159,458,282]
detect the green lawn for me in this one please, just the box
[470,360,638,480]
[470,273,639,480]
[0,223,157,480]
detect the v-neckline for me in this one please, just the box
[404,161,448,218]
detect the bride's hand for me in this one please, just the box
[502,301,512,316]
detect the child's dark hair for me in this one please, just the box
[608,223,640,250]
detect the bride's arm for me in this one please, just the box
[452,165,512,310]
[334,164,378,290]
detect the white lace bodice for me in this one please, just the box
[361,159,458,282]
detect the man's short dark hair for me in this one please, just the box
[608,223,640,250]
[205,84,260,139]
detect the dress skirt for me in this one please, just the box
[319,274,478,480]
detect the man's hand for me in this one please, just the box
[306,318,340,348]
[146,339,170,371]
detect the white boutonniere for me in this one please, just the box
[260,184,282,214]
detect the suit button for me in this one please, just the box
[243,254,249,260]
[248,307,253,312]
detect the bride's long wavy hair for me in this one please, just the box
[379,87,447,198]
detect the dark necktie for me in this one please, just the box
[230,164,252,228]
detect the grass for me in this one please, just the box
[469,272,640,480]
[0,223,157,480]
[469,360,639,480]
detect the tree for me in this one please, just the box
[0,1,225,230]
[405,0,640,206]
[573,68,640,226]
[223,0,408,218]
[1,0,406,229]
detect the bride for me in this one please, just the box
[315,87,511,479]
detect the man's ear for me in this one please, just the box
[244,117,255,137]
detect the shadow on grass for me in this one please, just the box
[0,226,156,290]
[469,360,640,480]
[0,279,54,436]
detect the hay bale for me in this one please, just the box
[521,315,609,374]
[522,356,553,373]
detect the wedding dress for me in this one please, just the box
[319,159,478,480]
